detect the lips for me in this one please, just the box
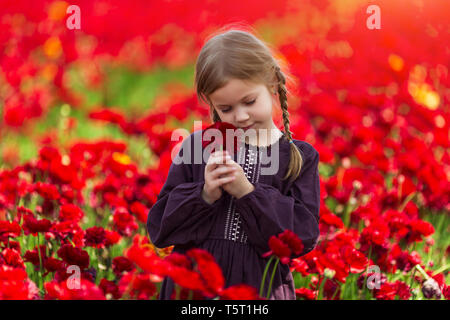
[241,124,254,130]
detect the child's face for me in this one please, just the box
[208,78,279,137]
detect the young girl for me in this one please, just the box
[147,28,320,300]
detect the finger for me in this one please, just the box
[210,175,236,188]
[207,155,233,170]
[211,165,238,179]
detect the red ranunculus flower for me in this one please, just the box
[59,203,84,223]
[44,279,105,300]
[202,121,244,156]
[113,206,138,237]
[187,249,225,297]
[262,229,304,264]
[295,287,317,300]
[99,278,121,299]
[112,256,135,276]
[57,244,90,269]
[84,226,107,248]
[220,284,262,300]
[22,214,52,236]
[0,221,21,241]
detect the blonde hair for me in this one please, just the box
[194,25,303,183]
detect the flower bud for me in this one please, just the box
[421,278,442,299]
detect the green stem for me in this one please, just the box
[362,245,373,300]
[316,276,326,300]
[36,234,44,295]
[266,258,280,299]
[259,256,274,298]
[432,264,449,276]
[414,264,431,280]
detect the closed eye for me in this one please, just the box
[221,99,256,113]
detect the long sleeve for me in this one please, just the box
[234,144,320,258]
[146,133,222,249]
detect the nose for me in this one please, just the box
[235,106,250,124]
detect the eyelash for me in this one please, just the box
[222,100,256,113]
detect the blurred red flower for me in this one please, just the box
[84,226,107,248]
[23,214,52,235]
[201,121,243,156]
[57,244,90,269]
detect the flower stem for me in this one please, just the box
[266,258,280,299]
[414,264,431,280]
[259,256,274,298]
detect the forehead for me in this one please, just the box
[209,79,263,104]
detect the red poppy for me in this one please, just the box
[201,121,244,156]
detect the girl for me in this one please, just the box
[147,27,320,300]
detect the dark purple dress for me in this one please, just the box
[147,129,320,300]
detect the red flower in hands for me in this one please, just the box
[202,121,244,156]
[263,230,304,264]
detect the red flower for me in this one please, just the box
[43,258,66,275]
[22,214,52,235]
[295,287,317,300]
[59,203,84,223]
[24,245,47,267]
[0,265,38,300]
[104,229,121,247]
[34,182,60,200]
[201,121,244,156]
[84,226,107,248]
[279,230,304,255]
[262,230,304,264]
[57,244,90,269]
[129,201,149,223]
[341,245,368,273]
[187,249,225,297]
[220,284,262,300]
[113,207,138,237]
[0,221,21,241]
[1,248,25,269]
[118,272,157,300]
[125,235,168,278]
[99,278,121,299]
[112,257,135,276]
[406,219,435,243]
[44,279,105,300]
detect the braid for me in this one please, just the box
[274,66,303,183]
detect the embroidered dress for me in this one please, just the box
[147,129,320,300]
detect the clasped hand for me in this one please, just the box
[202,150,255,204]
